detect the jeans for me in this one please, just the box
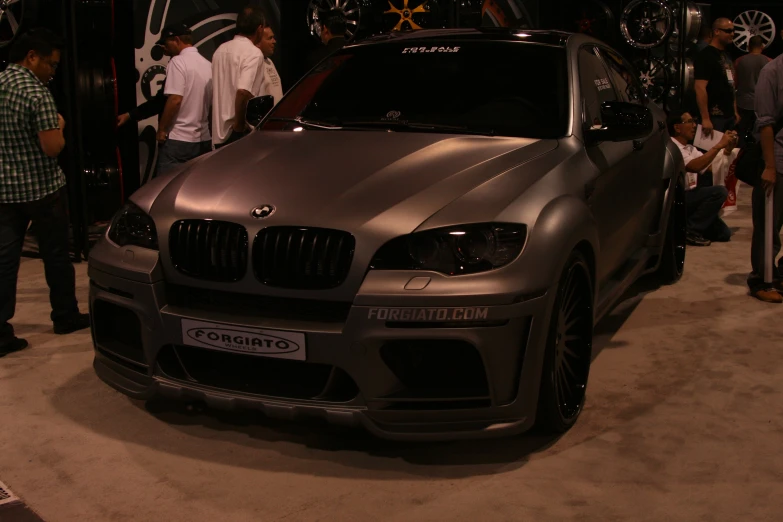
[685,186,729,237]
[214,128,250,149]
[748,173,783,292]
[157,139,212,175]
[0,188,79,341]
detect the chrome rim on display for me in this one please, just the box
[678,1,701,42]
[0,0,22,47]
[306,0,361,41]
[733,10,776,52]
[668,57,694,97]
[668,1,701,49]
[636,57,670,103]
[681,58,694,93]
[620,0,673,49]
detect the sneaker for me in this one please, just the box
[0,337,29,357]
[53,313,91,335]
[686,232,711,246]
[751,288,783,303]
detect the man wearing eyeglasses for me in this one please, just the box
[668,110,737,247]
[694,18,741,139]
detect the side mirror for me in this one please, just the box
[246,95,275,128]
[585,101,653,144]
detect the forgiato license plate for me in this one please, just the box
[181,318,306,361]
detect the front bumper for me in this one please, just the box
[88,263,557,441]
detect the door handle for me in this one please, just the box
[633,139,644,151]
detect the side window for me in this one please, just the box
[600,47,644,104]
[579,47,616,129]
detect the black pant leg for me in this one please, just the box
[686,186,728,234]
[737,109,756,146]
[0,203,31,339]
[748,175,783,291]
[29,189,79,322]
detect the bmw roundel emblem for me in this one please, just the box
[251,205,275,219]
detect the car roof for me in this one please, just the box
[350,28,573,48]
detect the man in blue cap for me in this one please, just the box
[117,24,184,128]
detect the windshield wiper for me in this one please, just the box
[266,117,342,129]
[339,120,495,136]
[266,117,495,136]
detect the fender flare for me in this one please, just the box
[524,194,600,299]
[658,139,687,235]
[510,194,600,421]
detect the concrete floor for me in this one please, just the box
[1,200,782,522]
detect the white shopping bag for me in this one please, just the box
[711,148,740,215]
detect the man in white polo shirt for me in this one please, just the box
[668,110,736,246]
[154,23,213,174]
[257,26,283,106]
[212,6,267,148]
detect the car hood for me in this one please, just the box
[146,130,557,236]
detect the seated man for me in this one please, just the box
[668,110,737,246]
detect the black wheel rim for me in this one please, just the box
[0,0,23,47]
[553,261,592,422]
[672,177,687,275]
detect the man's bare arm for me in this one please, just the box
[157,94,183,142]
[755,67,779,193]
[684,132,735,172]
[38,113,66,157]
[234,89,253,132]
[685,148,721,173]
[38,129,65,157]
[694,79,712,136]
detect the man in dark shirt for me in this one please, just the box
[694,18,740,138]
[306,10,347,71]
[116,30,183,128]
[117,82,167,127]
[734,35,772,140]
[0,29,90,357]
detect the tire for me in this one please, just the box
[535,250,594,434]
[0,0,39,49]
[655,175,687,285]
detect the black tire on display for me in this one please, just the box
[535,250,594,435]
[0,0,39,49]
[563,0,615,45]
[655,175,687,285]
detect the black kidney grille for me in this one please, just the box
[169,220,248,282]
[253,227,355,289]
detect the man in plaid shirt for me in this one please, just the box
[0,28,89,357]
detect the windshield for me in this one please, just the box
[262,41,569,139]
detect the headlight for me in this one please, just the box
[370,223,526,275]
[107,202,159,250]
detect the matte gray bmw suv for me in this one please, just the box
[88,29,686,440]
